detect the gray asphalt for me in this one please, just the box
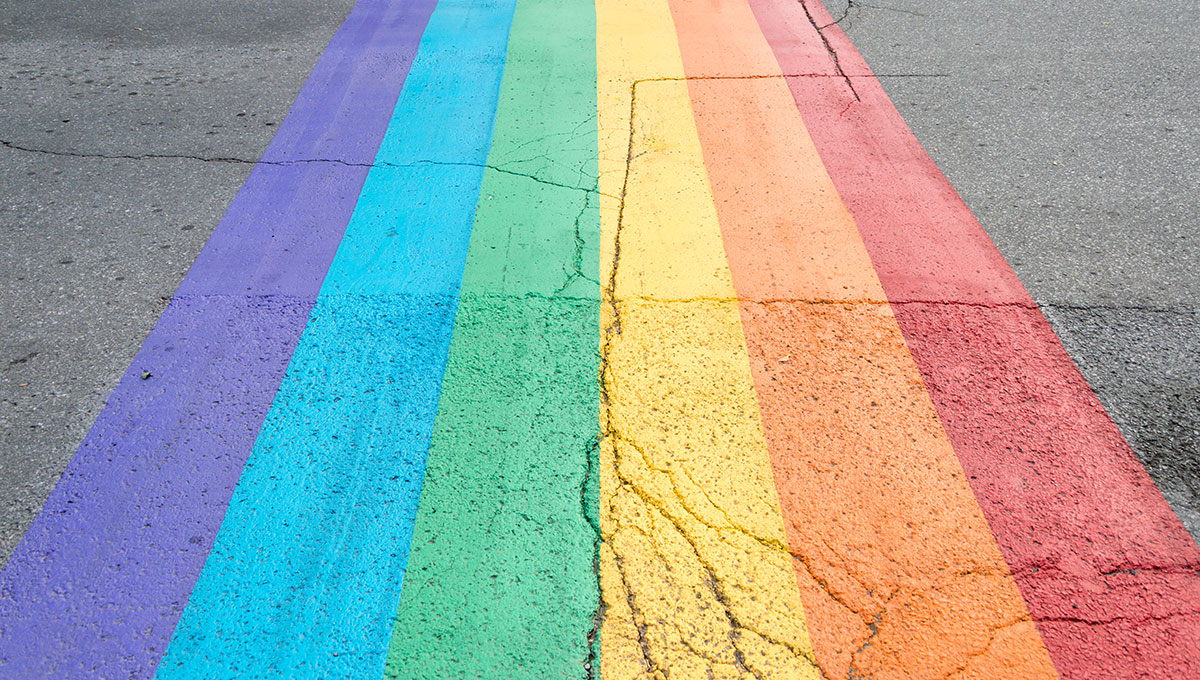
[0,0,357,561]
[1,0,1197,565]
[829,0,1199,537]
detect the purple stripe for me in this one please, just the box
[0,1,436,678]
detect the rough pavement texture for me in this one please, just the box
[3,0,1194,566]
[824,0,1200,539]
[0,0,1196,678]
[758,2,1200,675]
[668,0,1059,672]
[151,0,507,674]
[384,0,603,675]
[0,0,358,561]
[0,1,437,676]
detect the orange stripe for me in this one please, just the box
[664,0,1059,678]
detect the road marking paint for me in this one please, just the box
[152,0,517,676]
[597,0,819,676]
[0,1,436,677]
[3,0,1197,677]
[747,0,1200,677]
[381,0,602,676]
[666,1,1059,678]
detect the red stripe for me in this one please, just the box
[746,0,1200,677]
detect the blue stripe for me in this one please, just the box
[153,0,517,676]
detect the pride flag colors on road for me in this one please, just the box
[2,0,1198,678]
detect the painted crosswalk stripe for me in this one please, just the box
[746,0,1200,677]
[154,0,517,676]
[382,0,602,675]
[1,1,1197,678]
[0,1,436,677]
[596,0,821,675]
[666,0,1059,676]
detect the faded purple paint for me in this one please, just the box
[0,1,437,677]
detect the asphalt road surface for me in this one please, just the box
[1,0,1196,678]
[1,0,358,557]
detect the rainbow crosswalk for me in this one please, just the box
[1,0,1198,678]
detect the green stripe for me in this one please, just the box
[382,0,601,676]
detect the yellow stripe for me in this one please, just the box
[596,0,820,677]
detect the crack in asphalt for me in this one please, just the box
[788,545,1041,680]
[608,430,825,675]
[153,292,1194,320]
[10,30,1186,670]
[823,0,860,27]
[0,139,612,198]
[592,77,1105,678]
[0,138,287,165]
[596,69,644,676]
[581,436,604,680]
[844,610,883,680]
[1011,560,1200,579]
[798,0,860,103]
[595,76,828,678]
[556,191,601,296]
[1038,610,1197,626]
[935,616,1029,679]
[821,0,928,30]
[611,528,664,679]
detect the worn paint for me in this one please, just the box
[2,0,1197,678]
[665,0,1060,678]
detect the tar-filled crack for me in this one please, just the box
[593,74,1110,680]
[795,0,860,104]
[582,436,604,680]
[610,449,827,677]
[611,534,664,678]
[703,569,765,680]
[0,139,287,165]
[823,0,859,27]
[597,72,650,677]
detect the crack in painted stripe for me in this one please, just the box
[596,0,820,676]
[746,0,1200,677]
[382,0,603,675]
[665,0,1060,677]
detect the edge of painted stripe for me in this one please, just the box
[153,0,519,675]
[0,2,436,677]
[746,0,1200,676]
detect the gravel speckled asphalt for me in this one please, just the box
[0,0,357,559]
